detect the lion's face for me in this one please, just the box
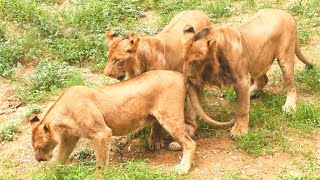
[30,115,58,162]
[104,30,140,81]
[183,27,213,84]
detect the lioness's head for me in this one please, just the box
[182,25,218,84]
[104,30,140,81]
[30,115,58,162]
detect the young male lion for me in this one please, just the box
[182,9,313,138]
[104,10,212,150]
[30,70,234,174]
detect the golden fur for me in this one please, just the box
[103,10,212,150]
[182,9,313,138]
[30,70,234,174]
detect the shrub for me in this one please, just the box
[50,33,106,68]
[17,60,84,103]
[0,21,5,42]
[62,0,144,33]
[0,0,60,37]
[0,40,24,77]
[0,121,20,141]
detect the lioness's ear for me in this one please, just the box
[183,25,195,34]
[126,33,140,52]
[43,123,50,132]
[207,39,217,49]
[183,25,195,44]
[106,29,118,43]
[29,114,40,129]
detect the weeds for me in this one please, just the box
[61,0,144,34]
[296,66,320,93]
[0,39,24,77]
[17,60,84,103]
[0,121,20,141]
[0,0,60,37]
[202,0,231,21]
[29,161,177,180]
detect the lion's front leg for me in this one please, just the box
[230,78,250,138]
[92,128,112,167]
[54,136,79,164]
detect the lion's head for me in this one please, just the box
[182,25,235,87]
[30,115,58,162]
[104,30,140,81]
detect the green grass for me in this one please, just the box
[0,0,319,178]
[17,60,84,103]
[0,121,20,141]
[296,66,320,94]
[29,161,178,180]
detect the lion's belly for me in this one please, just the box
[105,114,150,136]
[249,59,274,79]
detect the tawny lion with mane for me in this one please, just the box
[182,9,313,138]
[104,10,212,150]
[30,70,234,175]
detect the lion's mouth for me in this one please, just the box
[116,73,126,81]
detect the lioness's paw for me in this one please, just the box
[174,163,190,175]
[282,102,296,112]
[168,141,182,151]
[229,124,248,139]
[148,138,164,150]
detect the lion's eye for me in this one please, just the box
[115,59,124,67]
[191,61,199,67]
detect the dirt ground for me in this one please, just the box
[0,66,319,179]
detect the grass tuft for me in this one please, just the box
[17,60,84,103]
[29,161,177,180]
[0,121,21,141]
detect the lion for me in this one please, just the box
[30,70,234,174]
[103,10,212,150]
[182,9,313,138]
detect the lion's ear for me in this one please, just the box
[106,29,118,43]
[207,39,217,49]
[29,114,40,128]
[183,25,195,44]
[43,123,50,132]
[126,33,140,52]
[183,25,195,34]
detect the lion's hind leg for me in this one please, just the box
[148,120,165,150]
[249,74,268,97]
[278,49,297,112]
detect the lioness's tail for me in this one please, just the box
[187,84,235,126]
[295,38,313,69]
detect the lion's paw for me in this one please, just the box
[282,101,296,112]
[229,124,248,139]
[148,137,164,150]
[174,163,190,175]
[168,141,182,151]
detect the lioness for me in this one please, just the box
[182,9,313,138]
[30,70,234,174]
[104,10,212,150]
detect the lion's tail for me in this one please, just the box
[295,38,313,69]
[187,84,235,127]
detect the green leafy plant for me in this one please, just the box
[0,121,20,141]
[17,60,84,103]
[0,39,24,77]
[29,161,177,180]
